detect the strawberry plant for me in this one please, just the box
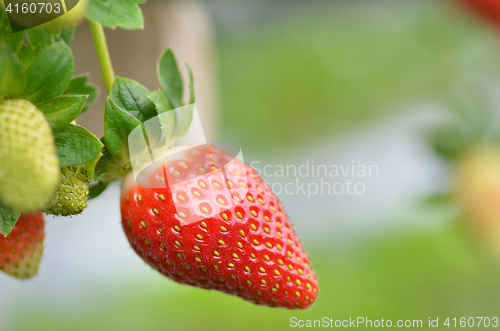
[0,1,318,308]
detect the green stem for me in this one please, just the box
[88,19,115,94]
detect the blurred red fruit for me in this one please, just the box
[458,0,500,28]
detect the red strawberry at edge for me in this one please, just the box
[0,212,44,280]
[458,0,500,28]
[120,145,319,308]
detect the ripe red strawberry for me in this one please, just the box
[121,145,318,308]
[458,0,500,28]
[0,212,44,280]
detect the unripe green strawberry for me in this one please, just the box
[0,99,59,212]
[42,166,90,216]
[41,0,89,30]
[0,212,45,280]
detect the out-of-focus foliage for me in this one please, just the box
[9,226,500,331]
[219,1,500,151]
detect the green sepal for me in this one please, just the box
[0,203,20,237]
[26,26,75,48]
[21,42,74,103]
[0,9,23,52]
[93,141,130,183]
[36,95,87,131]
[65,74,99,112]
[89,182,110,200]
[86,0,144,29]
[186,63,195,104]
[104,98,144,166]
[158,48,183,109]
[171,104,194,140]
[54,27,75,45]
[110,77,156,122]
[148,90,175,143]
[148,90,173,113]
[0,44,26,99]
[26,28,55,48]
[54,124,103,166]
[16,44,41,69]
[86,150,103,182]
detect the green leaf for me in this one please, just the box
[171,104,194,140]
[86,0,144,29]
[27,27,74,47]
[22,42,74,103]
[54,124,103,166]
[54,27,75,45]
[148,90,173,114]
[16,44,41,69]
[65,74,99,112]
[147,89,192,142]
[0,45,26,99]
[0,9,23,52]
[186,63,195,104]
[26,28,55,48]
[158,48,183,108]
[0,204,20,237]
[148,90,175,143]
[89,182,109,200]
[86,150,103,182]
[36,95,87,131]
[110,77,156,122]
[93,143,129,183]
[104,98,143,165]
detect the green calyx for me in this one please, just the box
[0,99,60,212]
[42,165,90,216]
[90,48,196,199]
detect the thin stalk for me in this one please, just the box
[88,19,114,94]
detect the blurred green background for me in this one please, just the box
[11,229,500,330]
[218,0,500,152]
[5,0,500,330]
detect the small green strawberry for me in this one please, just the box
[42,165,90,216]
[0,212,45,280]
[0,99,59,212]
